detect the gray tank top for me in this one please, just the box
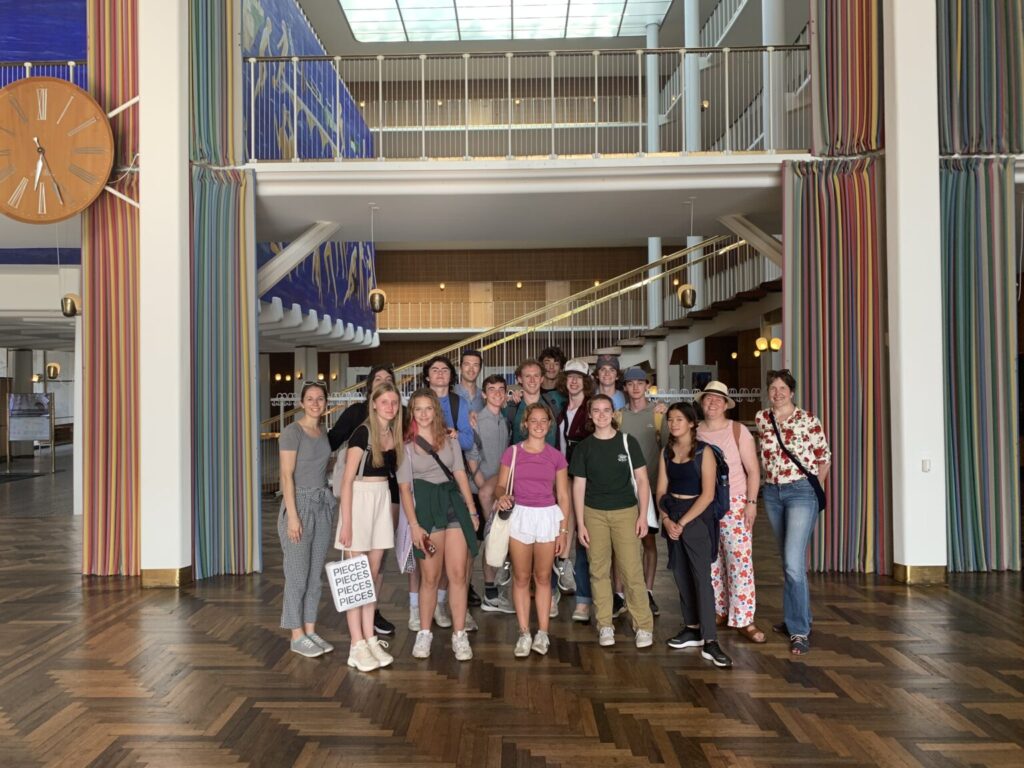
[279,421,330,488]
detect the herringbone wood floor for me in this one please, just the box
[0,474,1021,766]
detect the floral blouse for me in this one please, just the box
[754,408,831,485]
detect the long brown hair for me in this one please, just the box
[365,382,403,470]
[666,401,698,462]
[405,388,448,451]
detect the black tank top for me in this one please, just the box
[665,455,701,495]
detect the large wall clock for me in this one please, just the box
[0,76,115,224]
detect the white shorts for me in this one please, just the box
[342,480,395,551]
[509,503,562,545]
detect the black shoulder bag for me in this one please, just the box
[414,435,458,484]
[768,412,827,513]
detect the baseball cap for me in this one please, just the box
[622,367,648,382]
[595,354,620,371]
[563,358,589,376]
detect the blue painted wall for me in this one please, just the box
[0,0,86,61]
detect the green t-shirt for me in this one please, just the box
[568,431,645,510]
[616,404,667,486]
[503,391,567,446]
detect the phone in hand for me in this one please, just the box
[420,532,437,556]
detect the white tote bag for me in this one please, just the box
[324,552,377,613]
[623,433,658,529]
[484,446,516,568]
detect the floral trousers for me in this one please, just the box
[710,495,756,627]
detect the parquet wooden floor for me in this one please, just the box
[0,482,1021,766]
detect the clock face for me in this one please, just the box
[0,76,115,224]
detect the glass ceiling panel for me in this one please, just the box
[338,0,672,42]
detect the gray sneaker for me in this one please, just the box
[481,593,516,614]
[434,600,453,628]
[531,630,551,656]
[306,632,334,654]
[549,587,561,619]
[556,558,576,593]
[464,612,479,632]
[635,629,654,649]
[496,560,512,587]
[290,635,324,658]
[408,604,421,632]
[598,626,616,647]
[452,630,473,662]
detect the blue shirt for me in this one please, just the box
[453,382,484,413]
[438,390,475,453]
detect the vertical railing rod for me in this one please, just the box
[420,54,427,160]
[592,50,600,157]
[376,55,384,160]
[679,49,686,155]
[463,53,470,159]
[549,51,556,158]
[723,47,731,153]
[290,57,299,161]
[766,46,775,152]
[67,60,74,84]
[636,49,643,155]
[506,52,513,159]
[248,58,256,162]
[333,56,341,160]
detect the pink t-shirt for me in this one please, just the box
[500,443,568,507]
[696,420,756,498]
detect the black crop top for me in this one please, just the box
[347,424,397,479]
[665,454,701,495]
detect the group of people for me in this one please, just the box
[276,346,832,673]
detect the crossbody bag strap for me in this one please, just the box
[414,435,458,484]
[623,432,639,498]
[768,411,813,478]
[507,445,517,494]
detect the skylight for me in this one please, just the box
[338,1,673,42]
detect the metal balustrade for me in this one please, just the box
[0,61,89,90]
[245,45,810,162]
[700,0,748,47]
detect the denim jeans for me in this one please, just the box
[763,478,819,637]
[574,538,592,604]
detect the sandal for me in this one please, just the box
[789,634,810,655]
[737,623,766,644]
[715,614,727,627]
[772,622,789,635]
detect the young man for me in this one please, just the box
[467,375,515,614]
[594,354,626,410]
[454,349,485,413]
[423,355,475,452]
[504,359,566,446]
[616,367,668,618]
[538,345,567,394]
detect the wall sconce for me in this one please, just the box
[673,278,680,286]
[436,99,443,107]
[755,336,769,352]
[358,100,365,108]
[700,98,710,111]
[514,98,521,105]
[317,373,325,381]
[730,352,738,360]
[274,373,282,382]
[515,281,523,289]
[369,288,386,313]
[31,373,41,383]
[46,362,60,380]
[439,282,446,290]
[593,279,600,286]
[753,350,761,358]
[330,373,338,381]
[296,371,304,380]
[285,374,292,382]
[770,337,783,351]
[60,292,81,318]
[676,283,696,309]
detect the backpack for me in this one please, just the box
[664,440,730,523]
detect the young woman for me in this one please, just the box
[568,394,654,649]
[398,389,480,662]
[336,382,403,672]
[559,359,594,622]
[494,403,571,657]
[278,381,336,658]
[695,380,765,644]
[755,369,831,656]
[656,402,732,668]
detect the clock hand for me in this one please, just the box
[34,153,43,190]
[31,137,65,206]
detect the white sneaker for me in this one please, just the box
[549,587,561,619]
[531,630,551,656]
[412,630,433,659]
[481,592,516,614]
[464,612,479,632]
[347,640,380,672]
[556,558,576,593]
[434,600,453,628]
[598,626,616,647]
[452,630,473,661]
[367,637,394,668]
[635,629,654,649]
[290,635,324,658]
[408,604,421,632]
[306,632,334,654]
[514,630,532,658]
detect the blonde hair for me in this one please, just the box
[406,388,448,452]
[365,382,403,470]
[519,401,553,437]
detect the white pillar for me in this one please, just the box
[329,352,347,394]
[9,349,34,457]
[761,0,785,150]
[683,0,702,152]
[294,346,318,397]
[73,317,83,515]
[655,340,670,392]
[645,23,660,154]
[647,237,663,330]
[882,0,947,581]
[139,0,191,583]
[686,234,705,365]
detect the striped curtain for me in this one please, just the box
[191,167,260,577]
[941,158,1021,572]
[783,157,891,573]
[937,0,1024,154]
[810,0,884,155]
[82,0,141,576]
[191,0,237,164]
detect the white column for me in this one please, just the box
[139,0,191,581]
[645,23,660,154]
[294,347,319,396]
[655,340,670,392]
[9,349,34,457]
[686,234,705,365]
[761,0,785,151]
[683,0,702,152]
[647,236,663,330]
[882,0,947,580]
[73,317,83,515]
[329,352,347,394]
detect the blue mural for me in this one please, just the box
[0,248,82,266]
[0,0,86,62]
[242,0,373,160]
[257,240,376,332]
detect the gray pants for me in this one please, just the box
[278,487,335,629]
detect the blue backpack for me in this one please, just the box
[695,440,731,523]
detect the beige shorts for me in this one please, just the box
[342,480,395,552]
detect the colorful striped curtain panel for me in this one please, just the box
[82,0,141,575]
[940,158,1021,572]
[191,0,238,165]
[810,0,884,156]
[937,0,1024,155]
[783,157,891,573]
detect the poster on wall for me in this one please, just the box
[8,394,52,441]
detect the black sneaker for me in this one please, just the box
[701,640,733,668]
[373,609,395,636]
[612,593,626,618]
[648,591,660,617]
[667,627,704,649]
[467,585,482,608]
[772,622,789,636]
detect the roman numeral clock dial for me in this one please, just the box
[0,77,114,224]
